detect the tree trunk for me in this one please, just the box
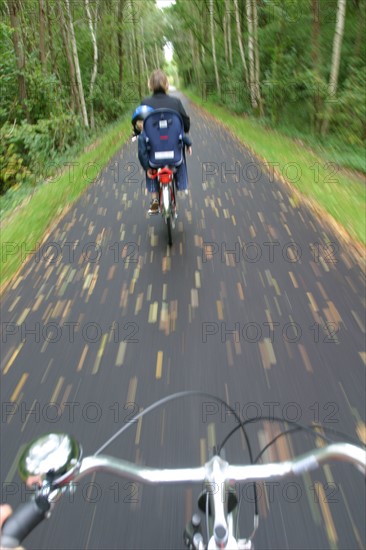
[39,0,46,70]
[45,0,57,74]
[85,0,98,129]
[209,0,220,94]
[226,0,233,67]
[56,0,79,112]
[233,0,249,90]
[154,43,160,69]
[252,0,264,115]
[130,1,142,99]
[140,20,148,76]
[7,0,29,120]
[246,0,257,109]
[191,32,200,84]
[65,0,89,128]
[223,10,229,65]
[117,0,124,96]
[353,0,365,57]
[311,0,322,133]
[129,38,135,75]
[321,0,347,136]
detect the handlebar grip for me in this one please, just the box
[1,497,50,548]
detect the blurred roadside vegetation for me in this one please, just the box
[1,0,365,243]
[166,0,365,174]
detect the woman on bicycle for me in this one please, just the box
[133,69,192,214]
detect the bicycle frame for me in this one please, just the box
[151,166,176,246]
[158,167,176,217]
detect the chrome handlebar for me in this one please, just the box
[74,443,365,485]
[3,436,365,550]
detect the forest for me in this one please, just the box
[1,0,365,208]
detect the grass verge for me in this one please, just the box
[0,115,132,292]
[185,90,365,248]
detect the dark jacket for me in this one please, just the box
[141,92,190,133]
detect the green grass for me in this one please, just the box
[271,122,366,175]
[185,90,366,246]
[0,115,132,291]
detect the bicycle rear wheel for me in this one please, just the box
[167,216,173,246]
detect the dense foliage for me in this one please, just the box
[0,0,166,196]
[165,0,366,157]
[1,0,365,201]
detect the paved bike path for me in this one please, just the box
[1,94,365,549]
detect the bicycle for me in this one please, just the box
[1,391,365,549]
[149,166,177,246]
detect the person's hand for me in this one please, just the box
[0,504,24,550]
[147,168,157,178]
[0,505,12,529]
[187,146,192,156]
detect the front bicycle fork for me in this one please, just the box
[183,483,254,550]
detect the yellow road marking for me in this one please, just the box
[272,278,281,296]
[4,343,24,374]
[10,373,28,402]
[77,345,88,371]
[5,445,26,483]
[226,341,234,366]
[92,333,108,374]
[148,302,158,323]
[60,384,72,412]
[116,342,127,366]
[237,282,244,300]
[216,300,224,320]
[316,482,338,546]
[306,292,319,311]
[191,289,199,308]
[17,308,30,325]
[50,377,64,403]
[156,351,163,379]
[41,359,53,383]
[135,408,143,445]
[339,485,364,549]
[162,284,167,300]
[127,376,138,404]
[200,438,206,465]
[288,271,298,288]
[356,421,366,444]
[21,399,37,433]
[32,295,44,311]
[258,339,276,369]
[207,423,216,450]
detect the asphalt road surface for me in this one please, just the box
[1,94,365,550]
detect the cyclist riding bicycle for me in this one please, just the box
[132,69,192,214]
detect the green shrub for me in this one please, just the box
[0,114,84,194]
[0,141,33,194]
[331,65,366,146]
